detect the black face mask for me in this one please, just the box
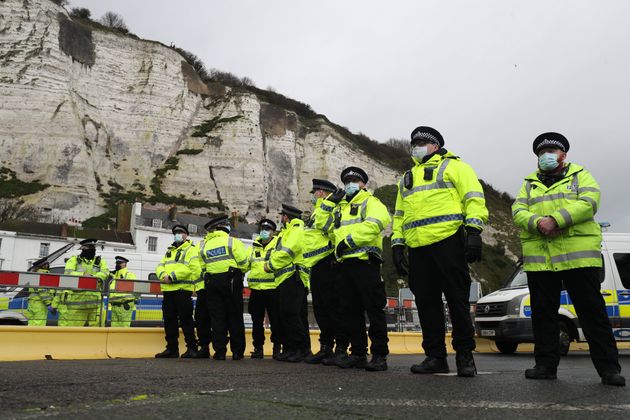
[80,248,96,260]
[115,264,122,271]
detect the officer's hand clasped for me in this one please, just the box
[392,246,408,276]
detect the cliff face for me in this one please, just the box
[0,0,399,222]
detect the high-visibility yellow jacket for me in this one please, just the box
[301,198,335,269]
[247,235,279,290]
[59,255,109,309]
[512,163,602,272]
[266,218,306,286]
[198,231,249,277]
[28,268,55,305]
[392,150,488,248]
[318,189,391,262]
[156,240,201,292]
[109,267,137,305]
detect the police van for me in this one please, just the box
[474,232,630,354]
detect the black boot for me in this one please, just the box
[232,353,244,360]
[304,345,333,364]
[322,348,347,366]
[213,353,226,360]
[193,347,211,359]
[272,344,282,360]
[455,351,477,377]
[287,348,311,363]
[365,354,388,372]
[410,357,450,374]
[155,348,179,358]
[275,349,292,362]
[250,348,264,359]
[524,365,557,380]
[336,354,367,369]
[601,372,626,387]
[180,348,200,358]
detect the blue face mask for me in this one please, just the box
[260,230,271,240]
[174,233,184,243]
[411,145,429,160]
[345,182,360,196]
[538,152,559,171]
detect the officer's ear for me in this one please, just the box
[557,151,567,164]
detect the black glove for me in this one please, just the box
[465,227,482,263]
[392,245,408,276]
[335,241,349,257]
[327,188,346,204]
[123,302,130,310]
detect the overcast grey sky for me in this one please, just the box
[70,0,630,231]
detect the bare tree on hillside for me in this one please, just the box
[99,11,128,32]
[0,199,41,223]
[69,7,91,19]
[386,138,411,154]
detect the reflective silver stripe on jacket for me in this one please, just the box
[400,159,454,198]
[465,218,484,228]
[297,266,311,276]
[527,214,538,232]
[394,210,404,217]
[346,235,357,248]
[580,196,598,212]
[463,191,484,201]
[402,214,464,231]
[247,278,275,283]
[550,251,601,264]
[340,246,382,258]
[557,208,573,226]
[523,256,546,264]
[391,238,405,246]
[528,193,577,205]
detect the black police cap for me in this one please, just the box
[340,167,368,184]
[533,132,570,155]
[310,178,336,193]
[280,204,302,218]
[115,256,129,263]
[171,224,189,235]
[204,215,229,231]
[410,126,444,147]
[79,238,98,247]
[259,218,277,231]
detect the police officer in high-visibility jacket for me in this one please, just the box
[199,215,249,360]
[59,238,109,327]
[264,204,310,363]
[317,167,391,371]
[512,132,624,387]
[392,127,487,377]
[302,179,349,365]
[109,256,137,328]
[247,219,280,359]
[155,225,201,358]
[26,260,55,326]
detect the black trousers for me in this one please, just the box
[527,267,621,375]
[275,273,309,351]
[339,258,389,356]
[206,272,246,357]
[301,287,311,349]
[310,255,348,350]
[248,288,278,349]
[408,229,475,359]
[194,288,212,349]
[162,290,197,351]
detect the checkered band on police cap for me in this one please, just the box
[410,126,444,147]
[533,132,570,155]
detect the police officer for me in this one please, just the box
[317,167,391,371]
[302,179,349,364]
[26,259,55,326]
[392,126,488,377]
[155,225,201,358]
[247,219,280,358]
[109,256,138,328]
[59,238,109,327]
[512,132,625,386]
[265,204,310,362]
[199,215,249,360]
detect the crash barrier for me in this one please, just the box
[0,325,614,361]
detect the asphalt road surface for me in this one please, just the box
[1,352,629,419]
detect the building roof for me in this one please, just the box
[0,221,134,244]
[136,208,259,240]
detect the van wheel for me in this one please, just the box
[495,340,518,354]
[559,320,571,356]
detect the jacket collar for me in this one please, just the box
[525,162,583,182]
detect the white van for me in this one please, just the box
[474,232,630,354]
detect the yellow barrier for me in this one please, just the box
[1,326,628,361]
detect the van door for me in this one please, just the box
[611,252,630,341]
